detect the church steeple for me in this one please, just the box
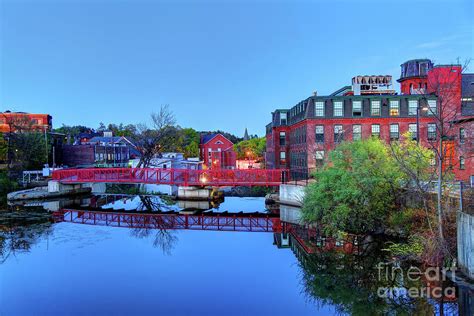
[243,128,249,141]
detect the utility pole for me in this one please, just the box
[44,127,49,167]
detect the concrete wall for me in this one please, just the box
[280,204,303,224]
[457,211,474,280]
[279,184,305,206]
[177,186,211,200]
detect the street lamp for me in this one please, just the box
[416,99,429,145]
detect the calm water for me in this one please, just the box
[0,195,472,315]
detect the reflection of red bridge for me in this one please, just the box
[53,209,282,233]
[52,168,289,187]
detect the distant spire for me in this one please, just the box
[244,128,249,141]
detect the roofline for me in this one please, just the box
[400,59,432,66]
[201,133,234,145]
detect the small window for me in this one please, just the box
[280,151,286,165]
[409,123,418,140]
[408,100,418,116]
[427,123,437,141]
[315,151,325,168]
[460,128,465,144]
[315,101,325,117]
[334,125,343,143]
[279,132,286,146]
[390,124,399,140]
[315,125,324,143]
[352,100,362,117]
[460,156,465,170]
[389,100,399,116]
[371,100,381,116]
[280,112,287,125]
[333,101,343,117]
[371,124,380,138]
[427,100,437,115]
[353,125,361,141]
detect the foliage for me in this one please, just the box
[234,137,266,160]
[199,130,242,144]
[302,138,402,235]
[53,124,93,137]
[384,235,424,258]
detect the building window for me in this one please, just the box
[460,128,465,144]
[370,100,381,116]
[427,99,437,115]
[315,151,325,168]
[409,123,417,140]
[353,125,361,141]
[390,124,399,140]
[31,119,39,124]
[315,125,324,143]
[333,101,343,117]
[279,132,286,146]
[408,100,418,116]
[352,100,362,117]
[389,100,399,116]
[427,123,437,141]
[460,156,465,170]
[315,101,325,117]
[280,112,287,125]
[334,125,343,143]
[371,124,380,138]
[280,151,286,165]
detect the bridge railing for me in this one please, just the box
[52,168,290,186]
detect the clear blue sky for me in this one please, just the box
[1,0,473,136]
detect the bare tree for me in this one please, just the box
[131,105,179,168]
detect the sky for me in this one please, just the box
[1,0,473,137]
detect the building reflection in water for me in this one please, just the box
[1,196,472,315]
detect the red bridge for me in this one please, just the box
[52,168,289,187]
[54,209,282,233]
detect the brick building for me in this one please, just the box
[265,59,473,184]
[0,111,52,133]
[199,133,236,169]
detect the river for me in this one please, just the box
[0,195,472,315]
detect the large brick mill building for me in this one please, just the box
[265,59,474,184]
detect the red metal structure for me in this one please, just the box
[52,168,289,186]
[54,209,282,233]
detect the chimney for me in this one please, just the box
[313,91,318,96]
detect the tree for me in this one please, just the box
[234,137,266,160]
[131,105,180,168]
[302,138,402,235]
[416,61,472,260]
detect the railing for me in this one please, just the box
[22,170,45,185]
[52,168,290,187]
[55,209,282,233]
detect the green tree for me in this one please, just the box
[234,137,266,160]
[302,138,402,235]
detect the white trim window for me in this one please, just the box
[389,100,399,116]
[427,99,437,115]
[409,123,417,140]
[390,124,399,140]
[352,100,362,117]
[370,100,381,116]
[315,101,325,117]
[408,100,418,116]
[333,101,343,117]
[353,124,361,141]
[371,124,380,138]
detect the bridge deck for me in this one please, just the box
[55,209,282,233]
[52,168,289,187]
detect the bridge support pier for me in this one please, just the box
[176,186,213,201]
[48,181,106,194]
[279,184,305,207]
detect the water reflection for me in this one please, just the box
[1,195,472,315]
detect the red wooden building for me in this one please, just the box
[199,133,236,169]
[265,59,473,184]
